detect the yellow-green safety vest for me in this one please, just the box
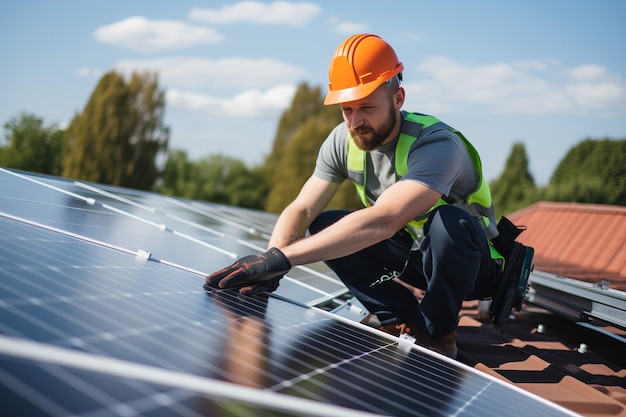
[346,112,503,261]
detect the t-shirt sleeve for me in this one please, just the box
[313,123,349,184]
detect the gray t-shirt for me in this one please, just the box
[313,112,479,206]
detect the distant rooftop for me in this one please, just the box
[508,202,626,291]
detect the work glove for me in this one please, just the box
[205,247,291,296]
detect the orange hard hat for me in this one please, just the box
[324,34,403,105]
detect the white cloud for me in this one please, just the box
[113,57,308,89]
[333,20,368,35]
[94,16,223,54]
[569,64,607,81]
[403,56,626,116]
[75,66,103,78]
[327,15,368,35]
[402,31,425,42]
[167,84,296,117]
[189,1,321,26]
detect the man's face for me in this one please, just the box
[341,84,402,151]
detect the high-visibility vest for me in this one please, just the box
[346,112,503,260]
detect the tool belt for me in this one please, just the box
[488,217,535,326]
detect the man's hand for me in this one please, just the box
[205,248,291,295]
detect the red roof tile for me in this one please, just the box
[507,202,626,291]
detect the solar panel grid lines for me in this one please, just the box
[0,236,229,416]
[0,208,332,320]
[50,182,241,260]
[1,169,230,247]
[0,337,387,417]
[1,247,390,412]
[73,181,157,213]
[71,181,246,260]
[166,196,271,239]
[0,361,193,417]
[2,212,333,321]
[2,252,568,416]
[211,292,576,416]
[176,290,464,413]
[1,169,347,304]
[0,167,97,206]
[0,226,334,414]
[2,221,339,391]
[0,169,582,417]
[0,214,216,296]
[301,308,581,417]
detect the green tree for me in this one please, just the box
[62,71,169,189]
[1,112,63,175]
[158,151,267,210]
[545,138,626,205]
[265,83,360,213]
[264,83,330,185]
[158,149,197,198]
[194,155,267,209]
[490,142,538,216]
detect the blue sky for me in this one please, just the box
[1,1,625,185]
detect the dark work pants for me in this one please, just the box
[308,205,501,337]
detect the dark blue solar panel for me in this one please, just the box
[0,169,576,417]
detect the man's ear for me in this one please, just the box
[395,87,405,109]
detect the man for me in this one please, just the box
[206,34,533,359]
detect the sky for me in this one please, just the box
[1,1,625,185]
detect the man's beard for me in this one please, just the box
[349,107,397,151]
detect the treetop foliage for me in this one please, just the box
[264,82,360,213]
[62,70,169,190]
[489,142,537,217]
[157,150,268,209]
[1,112,63,175]
[545,138,626,205]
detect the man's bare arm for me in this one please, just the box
[280,180,442,265]
[268,176,341,248]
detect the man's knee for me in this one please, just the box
[424,205,484,245]
[426,205,468,231]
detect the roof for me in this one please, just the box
[456,300,626,417]
[507,202,626,291]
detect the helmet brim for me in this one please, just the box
[324,79,383,105]
[323,66,403,105]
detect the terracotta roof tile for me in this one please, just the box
[457,303,626,417]
[507,202,626,291]
[519,376,626,417]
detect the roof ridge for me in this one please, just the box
[511,201,626,218]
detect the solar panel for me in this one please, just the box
[0,168,578,417]
[0,168,345,305]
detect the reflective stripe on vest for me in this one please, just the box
[346,112,503,261]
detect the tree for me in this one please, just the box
[264,83,360,213]
[545,138,626,205]
[158,150,268,210]
[158,149,198,197]
[1,112,63,175]
[490,142,538,216]
[194,155,267,209]
[264,83,331,184]
[62,71,169,190]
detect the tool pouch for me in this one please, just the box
[490,216,526,259]
[489,217,535,326]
